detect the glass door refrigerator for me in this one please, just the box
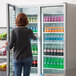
[41,5,65,76]
[7,3,76,76]
[41,3,76,76]
[7,4,40,76]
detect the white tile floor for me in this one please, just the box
[0,69,76,76]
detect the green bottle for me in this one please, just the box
[44,58,47,68]
[50,58,52,68]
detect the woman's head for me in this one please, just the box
[15,12,29,26]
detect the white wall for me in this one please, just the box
[0,0,76,27]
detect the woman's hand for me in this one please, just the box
[5,41,8,46]
[35,34,38,38]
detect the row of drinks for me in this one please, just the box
[0,62,7,71]
[43,16,64,22]
[28,17,38,22]
[32,57,38,67]
[44,44,64,56]
[44,57,64,69]
[0,46,7,56]
[44,27,64,32]
[0,33,7,40]
[44,33,64,42]
[44,74,64,76]
[28,27,38,32]
[31,45,38,55]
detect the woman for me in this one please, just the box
[5,13,37,76]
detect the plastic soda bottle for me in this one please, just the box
[43,16,46,22]
[52,16,54,21]
[49,16,52,22]
[46,16,49,22]
[58,16,61,22]
[55,16,57,21]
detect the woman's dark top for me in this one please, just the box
[6,26,36,60]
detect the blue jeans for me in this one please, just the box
[13,57,32,76]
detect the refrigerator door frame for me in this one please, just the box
[40,3,66,75]
[6,3,16,76]
[7,4,41,76]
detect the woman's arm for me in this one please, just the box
[5,29,15,51]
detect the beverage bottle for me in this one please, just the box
[31,45,34,55]
[58,16,61,22]
[36,17,38,22]
[52,44,54,55]
[49,27,52,32]
[54,33,57,42]
[56,58,59,68]
[48,58,50,68]
[33,45,35,55]
[61,45,63,56]
[44,58,46,68]
[46,58,48,68]
[52,33,54,42]
[44,34,46,42]
[49,58,52,68]
[30,17,32,22]
[43,16,46,22]
[44,45,47,55]
[46,16,49,22]
[34,17,36,22]
[45,27,47,32]
[62,59,64,69]
[52,24,55,32]
[49,16,52,22]
[52,16,54,22]
[34,45,37,55]
[48,34,50,42]
[55,16,57,22]
[51,45,53,55]
[36,27,38,32]
[34,57,37,67]
[52,58,54,68]
[46,27,48,32]
[48,45,50,55]
[0,34,1,40]
[50,33,52,42]
[48,27,50,32]
[59,58,61,69]
[57,44,60,56]
[53,58,55,68]
[54,44,56,56]
[61,16,64,22]
[32,17,34,22]
[51,58,53,68]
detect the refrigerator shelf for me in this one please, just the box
[43,13,64,15]
[29,22,38,24]
[43,55,64,58]
[33,55,38,56]
[31,67,38,68]
[43,42,64,44]
[43,22,64,24]
[0,56,7,59]
[31,42,38,43]
[43,32,64,33]
[33,32,38,33]
[43,68,64,70]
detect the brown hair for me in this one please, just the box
[15,12,29,26]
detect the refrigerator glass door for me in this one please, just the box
[8,5,40,76]
[41,5,65,75]
[7,4,16,76]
